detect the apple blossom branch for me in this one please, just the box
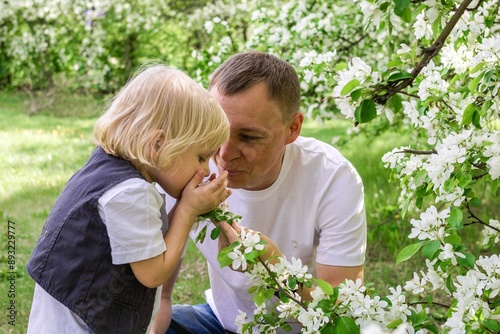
[256,256,308,310]
[373,0,474,105]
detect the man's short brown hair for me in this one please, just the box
[209,51,301,122]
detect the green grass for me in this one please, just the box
[0,91,99,333]
[1,91,496,333]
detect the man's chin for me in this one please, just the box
[227,176,246,189]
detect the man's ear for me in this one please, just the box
[286,112,304,144]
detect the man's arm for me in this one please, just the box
[150,260,182,334]
[218,222,364,301]
[316,263,364,287]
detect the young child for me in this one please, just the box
[25,64,230,333]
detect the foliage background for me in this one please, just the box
[1,0,499,332]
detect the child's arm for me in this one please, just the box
[149,261,182,334]
[131,170,228,288]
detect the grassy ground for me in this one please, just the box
[1,90,496,332]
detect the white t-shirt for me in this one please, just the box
[27,178,168,333]
[164,136,367,332]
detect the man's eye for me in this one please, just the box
[240,134,259,141]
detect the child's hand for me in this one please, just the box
[179,170,229,217]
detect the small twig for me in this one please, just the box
[372,209,402,229]
[464,200,500,233]
[472,172,489,180]
[409,301,450,308]
[394,149,437,155]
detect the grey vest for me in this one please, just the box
[26,147,156,333]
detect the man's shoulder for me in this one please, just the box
[292,136,346,164]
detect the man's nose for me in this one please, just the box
[218,139,240,162]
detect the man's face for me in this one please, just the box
[210,82,301,190]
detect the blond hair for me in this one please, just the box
[94,64,229,170]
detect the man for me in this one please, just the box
[151,51,366,334]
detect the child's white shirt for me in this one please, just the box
[27,178,168,333]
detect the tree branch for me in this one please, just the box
[409,301,450,308]
[394,149,437,155]
[464,200,500,233]
[373,0,474,105]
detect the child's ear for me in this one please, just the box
[149,129,166,158]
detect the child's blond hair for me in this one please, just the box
[94,64,229,170]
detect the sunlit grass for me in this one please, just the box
[0,91,97,333]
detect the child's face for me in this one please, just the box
[150,146,216,199]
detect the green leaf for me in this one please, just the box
[444,234,462,246]
[331,316,360,334]
[491,179,500,195]
[350,89,362,101]
[470,62,485,74]
[387,318,403,329]
[462,103,476,125]
[422,240,441,260]
[482,102,492,121]
[244,250,261,264]
[414,169,428,184]
[432,15,441,39]
[253,290,267,306]
[401,7,412,23]
[457,252,475,268]
[288,276,297,290]
[316,279,334,295]
[396,242,424,264]
[472,109,482,129]
[458,173,473,188]
[449,207,463,230]
[217,242,240,267]
[483,69,495,83]
[210,225,221,240]
[387,57,403,68]
[341,79,361,96]
[380,1,390,12]
[354,99,377,124]
[387,94,403,113]
[195,225,207,244]
[262,313,276,326]
[416,196,423,209]
[335,62,348,71]
[468,72,484,94]
[393,0,410,15]
[387,71,413,82]
[484,319,500,333]
[264,288,275,299]
[401,197,411,218]
[320,323,336,334]
[446,275,457,293]
[469,197,481,206]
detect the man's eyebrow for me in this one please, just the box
[236,126,266,133]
